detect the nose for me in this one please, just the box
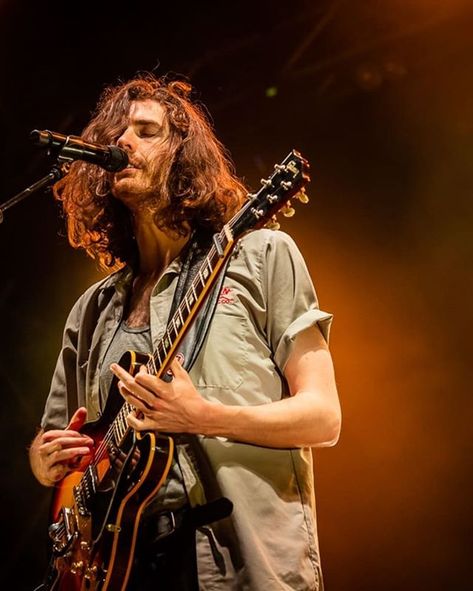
[116,127,135,152]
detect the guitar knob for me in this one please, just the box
[281,202,295,217]
[265,215,280,231]
[295,190,309,204]
[84,565,95,580]
[71,561,84,575]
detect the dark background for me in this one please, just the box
[1,1,472,589]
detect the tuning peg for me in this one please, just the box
[295,190,309,204]
[265,215,280,231]
[281,201,295,217]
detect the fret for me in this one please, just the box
[154,348,163,369]
[148,355,157,376]
[171,316,179,337]
[112,421,119,445]
[201,265,209,281]
[212,245,221,260]
[184,297,191,313]
[162,336,170,358]
[187,284,196,306]
[122,413,128,438]
[160,343,169,365]
[177,306,184,326]
[114,416,122,441]
[119,411,127,438]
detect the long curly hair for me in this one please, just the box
[54,73,248,270]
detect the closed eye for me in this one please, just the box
[135,121,163,138]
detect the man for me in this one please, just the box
[29,73,341,590]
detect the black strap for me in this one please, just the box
[165,235,233,522]
[168,236,229,373]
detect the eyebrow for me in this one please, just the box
[132,118,163,126]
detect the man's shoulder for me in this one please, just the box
[228,230,304,284]
[239,228,298,251]
[237,229,302,265]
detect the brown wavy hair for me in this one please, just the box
[54,73,248,270]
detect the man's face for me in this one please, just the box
[111,99,169,206]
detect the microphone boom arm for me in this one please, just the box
[0,163,68,224]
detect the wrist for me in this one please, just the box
[197,398,240,439]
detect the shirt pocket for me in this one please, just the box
[193,308,249,391]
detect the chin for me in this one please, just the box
[112,178,139,199]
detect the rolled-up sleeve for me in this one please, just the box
[262,231,333,371]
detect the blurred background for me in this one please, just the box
[0,0,472,589]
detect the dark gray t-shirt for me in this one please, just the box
[99,320,151,400]
[100,320,188,511]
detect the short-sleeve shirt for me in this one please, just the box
[41,229,333,590]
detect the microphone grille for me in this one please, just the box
[107,146,129,172]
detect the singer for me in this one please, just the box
[28,73,341,591]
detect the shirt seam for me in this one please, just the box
[289,449,320,590]
[257,230,273,320]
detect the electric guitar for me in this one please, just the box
[42,149,310,590]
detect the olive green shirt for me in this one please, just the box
[41,229,333,590]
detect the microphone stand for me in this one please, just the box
[0,162,69,224]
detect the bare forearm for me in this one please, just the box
[113,327,342,448]
[200,390,341,448]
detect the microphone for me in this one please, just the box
[30,129,129,172]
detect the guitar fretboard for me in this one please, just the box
[145,224,233,377]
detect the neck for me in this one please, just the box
[132,210,190,276]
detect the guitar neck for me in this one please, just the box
[147,223,235,379]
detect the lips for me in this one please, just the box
[116,160,141,175]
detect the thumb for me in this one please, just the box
[67,407,88,432]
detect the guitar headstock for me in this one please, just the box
[230,150,310,237]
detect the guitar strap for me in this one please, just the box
[167,233,227,373]
[165,233,234,524]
